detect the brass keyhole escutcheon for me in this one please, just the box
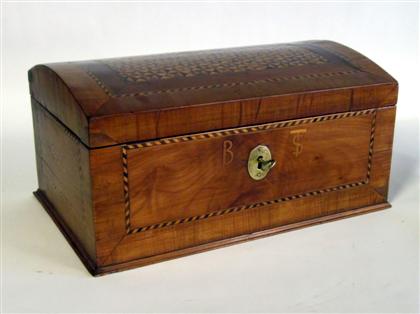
[248,145,276,180]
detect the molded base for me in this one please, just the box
[34,189,390,276]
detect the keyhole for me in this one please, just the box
[257,156,264,170]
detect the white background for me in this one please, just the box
[1,2,419,313]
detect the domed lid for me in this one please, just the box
[29,40,398,147]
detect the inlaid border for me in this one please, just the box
[87,69,360,98]
[122,109,377,235]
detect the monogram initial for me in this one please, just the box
[290,129,307,157]
[223,140,234,165]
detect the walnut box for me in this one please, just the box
[29,40,398,275]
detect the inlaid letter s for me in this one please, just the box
[290,129,307,157]
[223,140,234,165]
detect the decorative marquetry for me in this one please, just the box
[29,41,397,275]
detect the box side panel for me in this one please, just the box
[32,99,96,262]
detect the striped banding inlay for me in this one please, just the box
[366,111,377,181]
[121,108,377,234]
[87,69,360,98]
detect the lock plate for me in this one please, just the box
[248,145,276,180]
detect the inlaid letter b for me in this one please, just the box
[223,140,234,165]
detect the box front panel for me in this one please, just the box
[91,107,395,271]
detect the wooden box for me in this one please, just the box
[29,41,397,275]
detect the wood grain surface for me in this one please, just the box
[88,107,395,273]
[31,99,96,261]
[32,104,395,275]
[29,40,398,147]
[29,41,397,275]
[125,110,374,232]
